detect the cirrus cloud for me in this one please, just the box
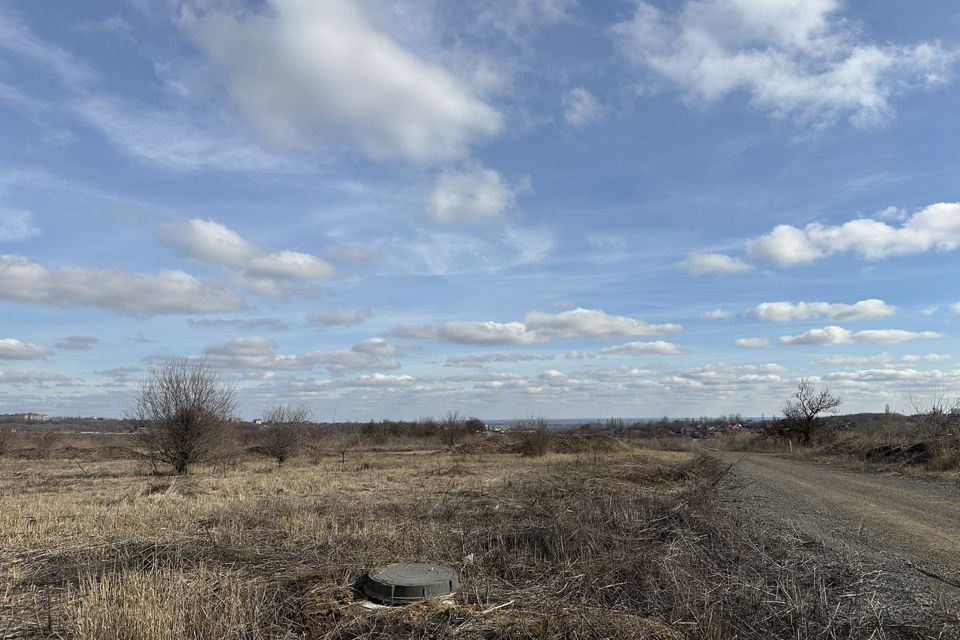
[613,0,955,130]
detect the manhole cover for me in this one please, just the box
[363,563,460,604]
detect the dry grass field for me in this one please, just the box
[1,435,956,639]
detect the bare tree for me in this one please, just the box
[777,379,842,445]
[909,387,959,439]
[438,411,467,447]
[260,404,311,466]
[127,360,237,475]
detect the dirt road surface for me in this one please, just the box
[714,451,960,609]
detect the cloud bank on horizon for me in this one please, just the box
[0,0,959,419]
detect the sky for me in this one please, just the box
[1,0,959,420]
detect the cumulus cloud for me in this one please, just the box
[180,0,502,162]
[426,166,524,223]
[392,321,545,345]
[54,335,100,350]
[747,203,960,266]
[187,318,290,332]
[780,325,942,346]
[613,0,955,130]
[563,87,604,127]
[0,255,244,314]
[682,252,751,275]
[194,336,400,374]
[0,338,49,360]
[158,218,333,296]
[704,308,732,320]
[735,337,771,348]
[523,308,681,338]
[750,299,895,322]
[307,307,372,327]
[0,210,41,242]
[598,340,688,356]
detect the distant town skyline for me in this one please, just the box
[1,0,959,419]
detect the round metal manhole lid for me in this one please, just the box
[363,563,460,604]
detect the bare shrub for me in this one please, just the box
[516,416,551,457]
[260,404,311,466]
[36,431,60,459]
[910,387,959,439]
[0,427,15,457]
[771,379,842,445]
[127,360,236,475]
[438,411,468,447]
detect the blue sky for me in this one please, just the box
[1,0,959,420]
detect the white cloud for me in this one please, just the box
[307,307,372,327]
[0,370,69,385]
[0,255,244,314]
[0,5,95,88]
[780,325,942,346]
[735,337,771,348]
[613,0,955,130]
[747,203,960,266]
[824,368,945,383]
[180,0,502,162]
[158,219,333,296]
[952,303,960,315]
[523,308,681,338]
[598,340,688,356]
[54,336,100,351]
[197,336,400,374]
[444,352,555,367]
[563,87,604,127]
[816,354,892,365]
[426,166,523,223]
[704,308,732,320]
[901,353,950,363]
[0,338,49,360]
[0,210,41,242]
[73,96,302,173]
[187,318,290,331]
[682,252,751,275]
[750,299,895,322]
[392,321,545,345]
[373,225,554,276]
[480,0,576,38]
[351,337,397,357]
[921,306,940,316]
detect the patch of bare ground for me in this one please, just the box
[0,442,956,638]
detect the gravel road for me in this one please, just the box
[714,451,960,611]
